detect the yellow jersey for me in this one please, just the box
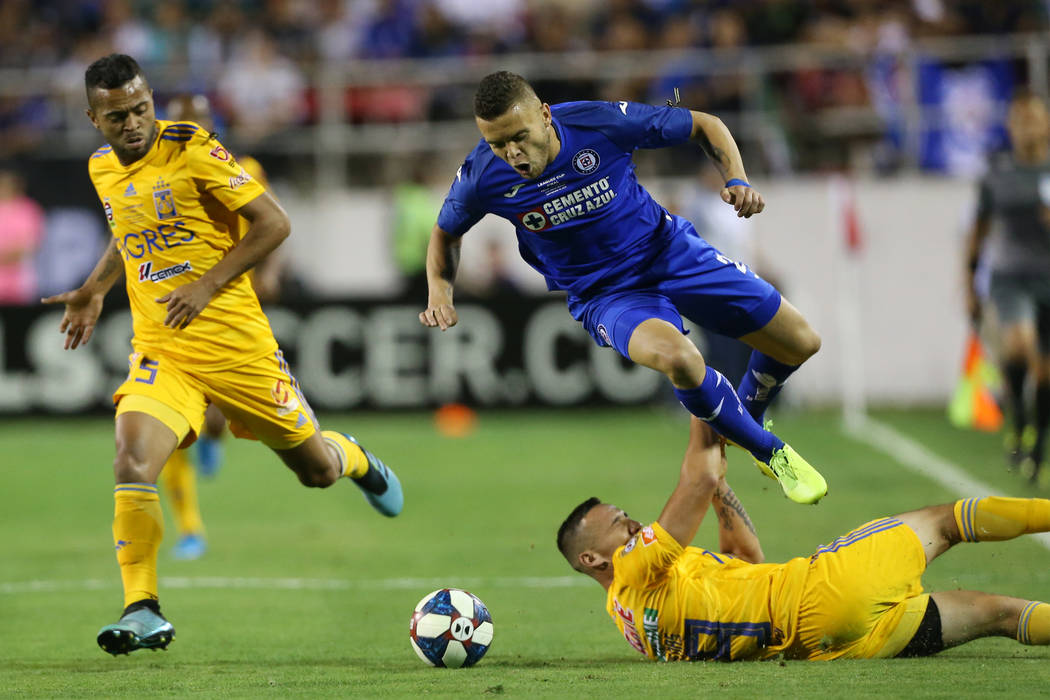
[606,521,809,661]
[89,120,277,371]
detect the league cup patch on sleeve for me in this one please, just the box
[209,145,231,162]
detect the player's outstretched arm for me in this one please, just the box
[689,111,764,219]
[157,191,289,328]
[419,224,461,331]
[712,478,763,563]
[657,417,726,547]
[41,238,123,349]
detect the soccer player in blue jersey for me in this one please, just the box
[419,71,826,504]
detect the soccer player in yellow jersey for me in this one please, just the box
[155,94,289,561]
[41,53,404,656]
[558,418,1050,661]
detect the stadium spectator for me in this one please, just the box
[0,168,44,305]
[964,90,1050,484]
[557,418,1050,661]
[218,29,306,144]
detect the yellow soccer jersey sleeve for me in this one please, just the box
[88,120,278,371]
[606,521,808,662]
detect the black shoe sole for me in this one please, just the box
[97,628,174,656]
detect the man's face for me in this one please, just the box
[581,503,641,565]
[86,75,157,165]
[476,100,553,180]
[1008,97,1050,154]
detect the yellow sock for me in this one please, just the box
[159,448,204,536]
[953,497,1050,542]
[321,430,369,478]
[1017,601,1050,645]
[113,483,164,608]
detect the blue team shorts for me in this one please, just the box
[573,223,781,360]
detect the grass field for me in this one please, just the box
[2,407,1049,698]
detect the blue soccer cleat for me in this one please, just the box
[172,533,206,560]
[97,601,175,655]
[194,434,224,477]
[343,433,403,517]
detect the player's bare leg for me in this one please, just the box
[1000,321,1038,472]
[894,499,1050,653]
[98,411,178,655]
[737,297,821,367]
[1026,351,1050,483]
[628,318,825,504]
[274,431,402,516]
[892,503,959,564]
[931,590,1037,649]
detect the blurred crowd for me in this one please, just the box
[1,0,1044,70]
[0,0,1046,160]
[0,0,1047,305]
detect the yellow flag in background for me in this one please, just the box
[948,332,1004,431]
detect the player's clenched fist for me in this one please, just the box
[420,303,458,331]
[721,184,765,218]
[41,288,104,350]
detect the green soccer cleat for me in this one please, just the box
[764,444,827,505]
[97,601,175,655]
[752,418,779,482]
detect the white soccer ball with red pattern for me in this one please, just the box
[409,588,494,668]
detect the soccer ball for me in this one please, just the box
[409,588,494,668]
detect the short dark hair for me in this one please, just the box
[85,54,144,98]
[556,497,601,563]
[473,71,538,120]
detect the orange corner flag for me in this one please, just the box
[948,332,1003,432]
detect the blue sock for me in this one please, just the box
[674,368,784,463]
[736,352,800,422]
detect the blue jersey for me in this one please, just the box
[437,101,694,299]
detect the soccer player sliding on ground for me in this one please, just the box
[42,54,403,655]
[420,71,826,504]
[557,418,1050,661]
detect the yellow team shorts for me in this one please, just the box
[789,517,929,660]
[113,349,318,450]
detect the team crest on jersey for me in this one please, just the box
[272,379,301,416]
[209,144,231,162]
[1040,174,1050,206]
[572,149,600,174]
[518,208,550,232]
[153,178,177,220]
[103,198,115,228]
[640,526,656,546]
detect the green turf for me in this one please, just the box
[2,407,1049,697]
